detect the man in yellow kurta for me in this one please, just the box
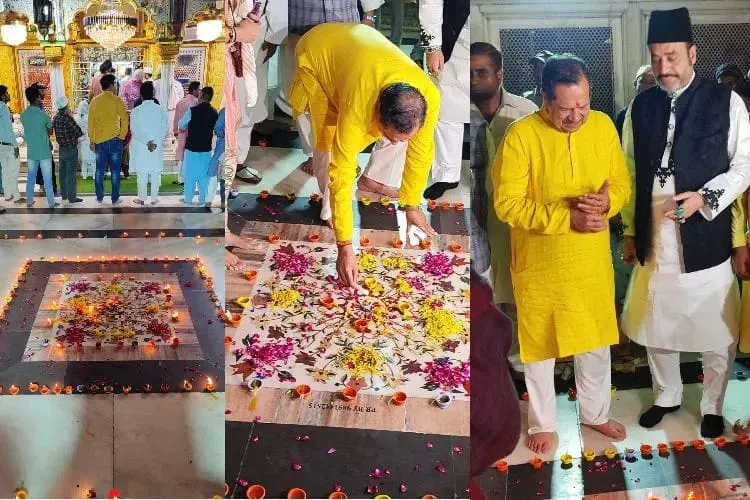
[493,54,631,454]
[289,23,439,287]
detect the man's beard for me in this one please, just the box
[470,88,496,104]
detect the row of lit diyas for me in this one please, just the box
[13,486,121,499]
[0,377,216,395]
[8,232,207,240]
[235,483,440,499]
[264,233,464,253]
[493,434,750,473]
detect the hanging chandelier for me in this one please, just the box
[194,6,222,42]
[83,0,137,51]
[1,10,28,46]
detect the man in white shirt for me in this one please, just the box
[130,81,169,205]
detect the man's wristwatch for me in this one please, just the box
[425,46,442,54]
[363,14,376,23]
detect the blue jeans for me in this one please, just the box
[26,158,55,207]
[95,138,123,202]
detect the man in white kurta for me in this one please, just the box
[75,96,96,179]
[130,87,169,205]
[468,42,537,375]
[621,8,750,438]
[234,0,287,182]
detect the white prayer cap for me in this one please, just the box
[55,96,69,110]
[144,67,153,75]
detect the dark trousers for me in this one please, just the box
[58,145,78,201]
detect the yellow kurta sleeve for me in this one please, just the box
[605,119,632,219]
[399,85,440,207]
[620,105,636,237]
[118,99,129,140]
[330,110,369,243]
[732,193,748,248]
[493,125,571,234]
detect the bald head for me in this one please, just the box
[377,83,427,143]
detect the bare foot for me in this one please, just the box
[226,231,254,250]
[357,176,399,198]
[323,219,333,229]
[584,420,627,441]
[225,249,245,271]
[527,431,557,454]
[300,157,314,175]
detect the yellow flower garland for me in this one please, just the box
[421,301,465,342]
[338,346,386,378]
[270,289,302,309]
[382,256,410,270]
[358,253,378,272]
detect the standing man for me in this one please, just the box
[613,65,655,140]
[130,81,168,205]
[469,42,537,375]
[0,85,22,204]
[208,107,226,209]
[289,23,439,287]
[51,96,84,204]
[493,54,631,454]
[20,86,57,208]
[88,74,129,205]
[411,0,469,201]
[90,60,115,100]
[173,81,200,186]
[521,51,553,107]
[621,8,750,438]
[179,86,219,206]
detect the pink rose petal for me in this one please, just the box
[333,484,343,493]
[400,484,408,493]
[297,434,310,441]
[251,434,259,442]
[385,468,391,476]
[238,479,248,487]
[253,416,262,423]
[453,445,464,454]
[436,463,447,473]
[327,447,336,454]
[366,485,379,494]
[292,462,302,471]
[425,441,434,448]
[369,468,384,479]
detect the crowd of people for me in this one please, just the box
[470,6,750,478]
[0,59,226,212]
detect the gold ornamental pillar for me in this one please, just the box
[43,45,65,108]
[156,41,181,124]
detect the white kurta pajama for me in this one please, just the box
[130,100,169,203]
[236,0,287,166]
[623,77,750,416]
[75,100,95,179]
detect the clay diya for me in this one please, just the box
[225,484,230,497]
[583,449,595,462]
[449,242,463,253]
[236,296,251,309]
[14,488,28,499]
[640,444,653,456]
[65,385,73,394]
[657,443,669,456]
[268,234,280,243]
[311,193,320,202]
[373,496,390,500]
[328,493,348,499]
[296,384,311,399]
[521,392,529,401]
[692,439,706,450]
[419,238,432,250]
[624,448,636,460]
[259,190,269,199]
[122,385,132,394]
[246,485,266,499]
[183,380,193,392]
[308,234,320,243]
[359,237,371,247]
[434,394,452,409]
[454,202,465,211]
[341,386,357,402]
[421,496,437,499]
[205,378,216,392]
[28,382,39,393]
[9,385,19,395]
[738,434,750,445]
[361,197,372,206]
[40,385,50,395]
[714,437,727,449]
[530,457,544,469]
[380,196,391,206]
[495,460,508,472]
[320,296,335,309]
[604,448,617,459]
[144,384,153,393]
[560,453,573,466]
[225,335,234,346]
[390,391,407,406]
[53,384,62,395]
[391,238,404,249]
[287,488,306,499]
[439,201,451,212]
[286,192,296,201]
[673,440,686,451]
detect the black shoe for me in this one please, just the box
[172,181,184,186]
[423,182,459,201]
[700,414,725,438]
[639,405,681,428]
[70,198,83,203]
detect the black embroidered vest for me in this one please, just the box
[631,77,732,273]
[185,102,219,153]
[419,0,469,63]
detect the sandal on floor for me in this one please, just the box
[236,167,263,184]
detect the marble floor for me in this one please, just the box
[477,378,750,499]
[0,238,226,498]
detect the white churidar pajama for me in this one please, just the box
[130,100,169,203]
